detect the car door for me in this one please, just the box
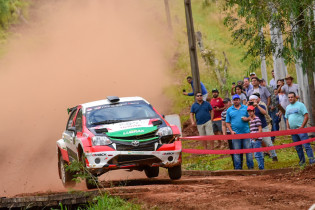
[63,108,79,162]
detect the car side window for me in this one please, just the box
[66,110,77,130]
[75,109,83,132]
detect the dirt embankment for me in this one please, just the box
[0,0,175,197]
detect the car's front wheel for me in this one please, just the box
[168,164,182,180]
[59,154,76,188]
[144,166,159,178]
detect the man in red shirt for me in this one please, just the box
[210,88,225,148]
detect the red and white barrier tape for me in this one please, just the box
[182,137,315,154]
[180,127,315,141]
[181,127,315,154]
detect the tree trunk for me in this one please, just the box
[260,28,268,82]
[269,4,288,82]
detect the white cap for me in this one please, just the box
[249,95,258,100]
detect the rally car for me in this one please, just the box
[57,96,182,189]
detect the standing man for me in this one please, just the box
[190,92,214,149]
[210,88,225,148]
[248,77,271,107]
[260,78,280,141]
[221,98,238,169]
[285,92,315,165]
[183,76,208,101]
[243,77,253,97]
[269,70,277,90]
[226,95,254,170]
[278,75,299,99]
[248,95,278,161]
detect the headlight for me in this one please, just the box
[156,127,173,137]
[92,136,112,146]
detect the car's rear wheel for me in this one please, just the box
[59,155,76,188]
[144,166,159,178]
[81,153,98,189]
[168,164,182,180]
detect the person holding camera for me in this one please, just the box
[183,76,208,101]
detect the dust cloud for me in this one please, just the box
[0,0,175,196]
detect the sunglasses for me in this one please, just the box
[196,95,203,97]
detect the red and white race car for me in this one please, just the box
[57,96,182,189]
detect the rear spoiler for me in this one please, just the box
[67,106,77,114]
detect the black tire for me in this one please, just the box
[81,153,98,189]
[168,164,182,180]
[59,155,76,188]
[144,166,159,178]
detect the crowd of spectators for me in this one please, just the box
[184,71,314,170]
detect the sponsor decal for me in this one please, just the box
[93,153,107,157]
[107,126,157,137]
[163,152,174,155]
[123,129,144,135]
[91,120,151,131]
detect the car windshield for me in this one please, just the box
[85,100,160,127]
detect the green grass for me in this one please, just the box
[83,194,141,210]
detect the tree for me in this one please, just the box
[223,0,315,125]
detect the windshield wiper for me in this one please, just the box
[91,120,126,125]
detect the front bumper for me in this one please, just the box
[84,141,182,172]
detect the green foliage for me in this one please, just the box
[0,0,27,30]
[223,0,315,73]
[56,194,141,210]
[62,159,141,209]
[82,194,141,210]
[64,158,100,189]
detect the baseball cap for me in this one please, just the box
[212,88,219,93]
[223,98,231,103]
[250,72,256,76]
[232,95,240,100]
[247,106,255,111]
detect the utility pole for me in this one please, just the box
[164,0,173,32]
[184,0,201,95]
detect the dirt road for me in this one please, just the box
[3,167,314,209]
[115,168,315,210]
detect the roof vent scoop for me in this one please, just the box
[107,96,120,103]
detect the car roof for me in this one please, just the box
[80,96,150,111]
